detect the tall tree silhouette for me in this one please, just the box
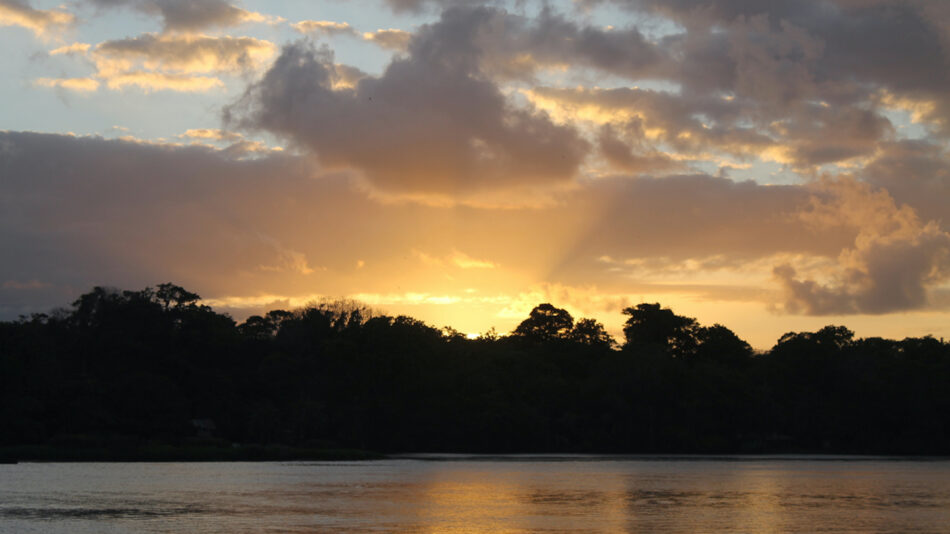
[569,317,615,348]
[155,283,201,311]
[622,303,699,357]
[513,303,574,342]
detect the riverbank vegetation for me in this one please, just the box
[2,284,949,457]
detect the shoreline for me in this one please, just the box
[0,444,384,463]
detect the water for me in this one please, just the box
[2,456,950,533]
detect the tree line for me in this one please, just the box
[1,283,949,455]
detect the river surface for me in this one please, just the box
[2,456,950,533]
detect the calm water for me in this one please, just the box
[2,456,950,533]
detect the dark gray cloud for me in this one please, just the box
[225,10,590,195]
[0,131,324,315]
[469,7,663,81]
[380,0,488,14]
[597,125,684,174]
[590,0,950,125]
[774,103,895,169]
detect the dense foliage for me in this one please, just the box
[2,284,949,455]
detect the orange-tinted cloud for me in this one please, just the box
[43,33,277,93]
[0,0,73,38]
[291,20,358,38]
[34,77,100,92]
[363,29,412,51]
[774,178,950,314]
[92,33,276,75]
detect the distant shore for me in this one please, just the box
[0,444,383,462]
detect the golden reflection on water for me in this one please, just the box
[722,462,786,534]
[406,465,633,533]
[392,460,950,534]
[4,458,950,533]
[412,476,525,533]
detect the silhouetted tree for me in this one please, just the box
[569,318,615,348]
[3,285,950,456]
[238,315,276,339]
[622,303,699,357]
[513,303,574,342]
[694,324,753,364]
[155,283,200,311]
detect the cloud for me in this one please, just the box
[291,20,358,38]
[593,0,950,128]
[92,33,277,75]
[451,250,497,269]
[0,130,332,310]
[212,2,950,185]
[859,140,950,226]
[34,77,100,92]
[44,33,277,92]
[380,0,480,13]
[0,0,73,38]
[2,279,50,290]
[526,84,899,170]
[331,63,368,89]
[774,178,950,314]
[180,128,243,142]
[1,130,948,323]
[177,128,281,157]
[103,71,223,91]
[363,29,412,51]
[85,0,277,33]
[256,237,320,275]
[597,124,686,174]
[225,14,589,196]
[50,42,91,55]
[415,249,498,269]
[415,6,663,81]
[761,104,895,169]
[368,4,663,78]
[526,85,773,161]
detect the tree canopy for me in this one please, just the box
[2,285,950,456]
[512,303,574,342]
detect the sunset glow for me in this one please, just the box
[3,0,950,348]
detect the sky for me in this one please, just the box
[2,0,950,348]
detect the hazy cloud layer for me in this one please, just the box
[3,131,947,322]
